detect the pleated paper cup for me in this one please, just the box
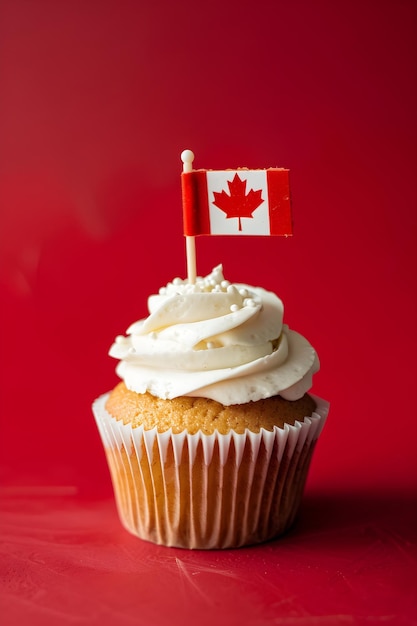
[93,394,329,549]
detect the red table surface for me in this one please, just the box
[0,1,416,624]
[0,487,416,626]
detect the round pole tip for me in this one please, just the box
[181,149,194,165]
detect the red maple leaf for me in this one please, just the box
[212,173,264,231]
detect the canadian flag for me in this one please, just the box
[181,168,292,236]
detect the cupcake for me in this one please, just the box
[93,265,329,549]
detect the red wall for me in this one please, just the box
[1,0,416,495]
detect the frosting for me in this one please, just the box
[109,265,319,405]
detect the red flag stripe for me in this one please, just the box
[267,169,293,236]
[181,171,210,236]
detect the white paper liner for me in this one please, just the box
[93,393,329,549]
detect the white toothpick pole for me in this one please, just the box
[181,149,197,284]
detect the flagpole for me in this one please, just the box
[181,149,197,284]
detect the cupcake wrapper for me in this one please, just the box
[93,394,329,549]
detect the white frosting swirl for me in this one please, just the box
[109,265,319,405]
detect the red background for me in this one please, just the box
[1,1,416,624]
